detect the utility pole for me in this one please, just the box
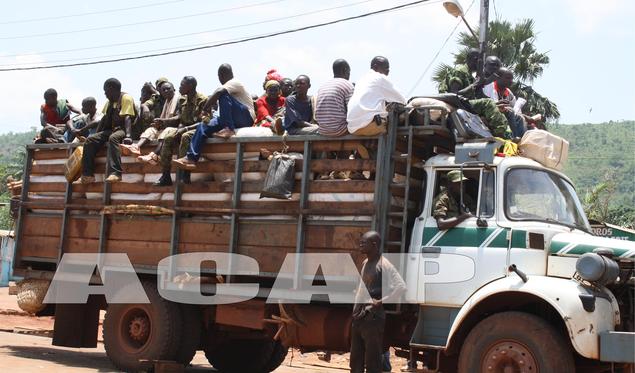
[477,0,489,76]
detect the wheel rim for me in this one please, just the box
[481,339,539,373]
[118,306,153,354]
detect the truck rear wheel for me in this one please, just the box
[102,281,182,371]
[205,338,276,373]
[458,311,575,373]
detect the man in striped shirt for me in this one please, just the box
[315,59,354,137]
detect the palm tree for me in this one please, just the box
[433,19,560,122]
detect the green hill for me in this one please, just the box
[550,120,635,207]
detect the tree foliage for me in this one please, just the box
[434,18,560,121]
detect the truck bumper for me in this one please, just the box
[600,331,635,363]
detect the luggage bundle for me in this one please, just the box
[518,130,569,170]
[450,109,494,142]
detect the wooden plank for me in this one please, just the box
[304,225,368,250]
[178,222,231,245]
[105,240,170,266]
[29,183,67,193]
[31,179,377,195]
[31,158,376,176]
[107,219,173,242]
[19,235,59,259]
[21,215,62,237]
[237,224,368,250]
[32,148,69,160]
[236,245,295,273]
[65,237,100,253]
[31,164,65,175]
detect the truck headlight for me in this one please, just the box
[575,252,619,286]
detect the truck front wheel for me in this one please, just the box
[102,281,183,371]
[458,311,575,373]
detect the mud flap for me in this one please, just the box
[52,295,103,348]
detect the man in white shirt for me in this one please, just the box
[482,67,533,138]
[347,56,406,136]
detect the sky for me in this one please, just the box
[0,0,633,134]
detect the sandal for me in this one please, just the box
[137,152,159,166]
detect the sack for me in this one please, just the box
[64,146,83,182]
[407,97,454,124]
[518,130,569,170]
[260,153,296,199]
[451,109,493,142]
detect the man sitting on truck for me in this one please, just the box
[137,76,206,186]
[461,55,503,99]
[125,81,181,158]
[351,230,406,373]
[80,78,136,184]
[275,74,319,135]
[347,56,406,136]
[438,48,480,94]
[172,63,255,171]
[35,88,81,144]
[315,59,354,137]
[65,97,103,142]
[432,170,476,230]
[482,67,543,138]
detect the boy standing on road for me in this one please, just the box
[351,231,406,373]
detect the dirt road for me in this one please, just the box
[0,331,356,373]
[0,289,411,372]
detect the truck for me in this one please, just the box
[10,105,635,372]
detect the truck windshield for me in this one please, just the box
[505,168,591,232]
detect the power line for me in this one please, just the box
[0,0,185,25]
[0,0,374,60]
[0,0,431,71]
[407,0,476,96]
[0,0,287,41]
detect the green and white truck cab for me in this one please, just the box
[405,153,634,370]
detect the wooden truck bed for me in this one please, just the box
[13,107,451,289]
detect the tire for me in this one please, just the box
[264,341,289,372]
[103,281,183,372]
[174,304,202,365]
[205,338,275,373]
[458,311,575,373]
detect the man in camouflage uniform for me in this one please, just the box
[433,170,476,230]
[469,98,509,138]
[438,48,480,95]
[137,76,207,186]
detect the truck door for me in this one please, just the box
[411,168,508,306]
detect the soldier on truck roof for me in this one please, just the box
[438,48,480,95]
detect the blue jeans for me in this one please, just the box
[186,92,252,161]
[382,350,392,371]
[505,111,526,138]
[64,117,96,142]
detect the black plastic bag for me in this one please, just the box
[260,153,296,199]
